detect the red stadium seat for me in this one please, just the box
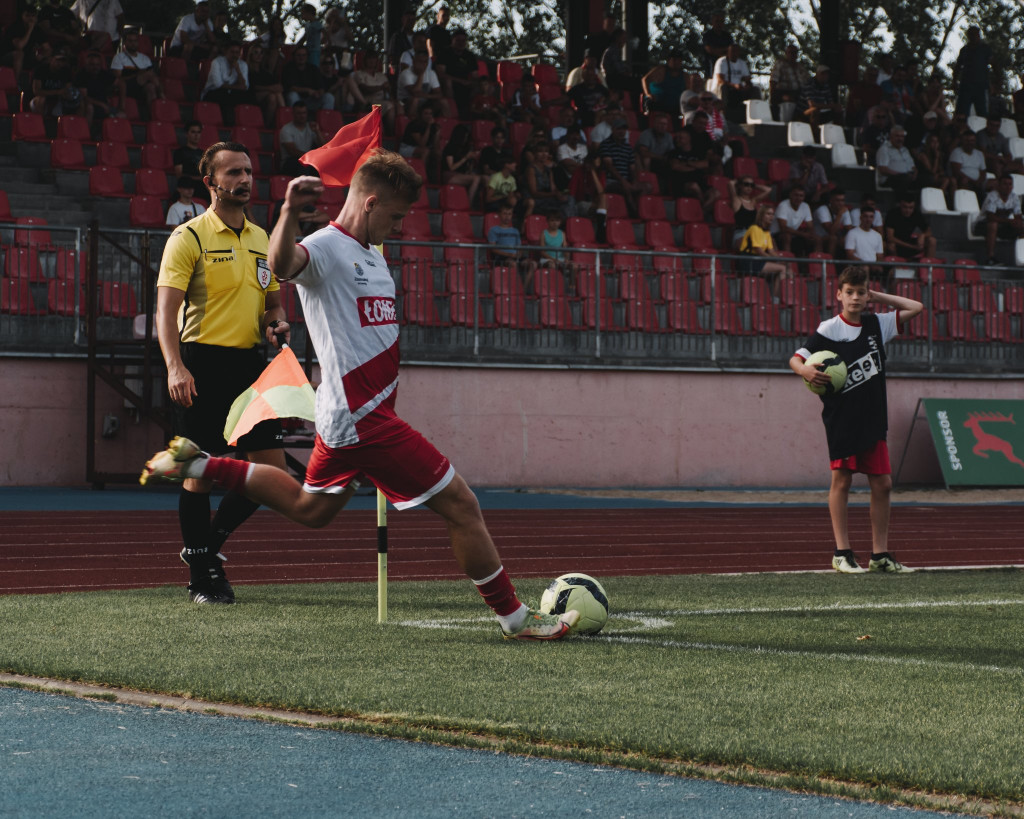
[750,303,782,335]
[46,279,81,315]
[162,77,186,102]
[12,112,47,141]
[147,121,179,147]
[401,291,443,326]
[0,278,39,314]
[674,197,703,224]
[53,248,82,281]
[683,222,713,250]
[441,211,475,241]
[637,195,669,222]
[494,293,533,328]
[135,168,170,198]
[50,138,88,170]
[448,292,486,326]
[101,116,135,144]
[522,214,546,245]
[604,193,629,219]
[89,165,128,197]
[645,220,676,249]
[531,62,558,85]
[623,293,661,331]
[606,218,639,249]
[14,217,53,249]
[4,246,43,280]
[234,104,265,128]
[665,300,704,332]
[491,265,524,295]
[534,267,567,296]
[98,281,138,317]
[96,140,131,169]
[141,143,174,171]
[150,98,182,124]
[400,209,431,240]
[159,57,188,81]
[0,190,11,221]
[439,184,471,212]
[496,61,523,86]
[538,294,574,328]
[198,124,219,149]
[316,109,343,137]
[192,100,223,127]
[565,216,596,246]
[56,115,91,141]
[731,156,758,180]
[129,195,167,228]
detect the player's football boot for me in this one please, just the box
[832,552,868,574]
[140,437,207,485]
[502,608,579,641]
[181,547,235,604]
[868,554,915,573]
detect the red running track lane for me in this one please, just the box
[1,507,1022,594]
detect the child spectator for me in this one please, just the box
[738,204,794,295]
[914,132,950,197]
[485,156,527,215]
[166,177,207,226]
[789,265,923,574]
[297,4,323,67]
[509,74,542,123]
[488,203,538,290]
[538,212,574,281]
[469,78,506,129]
[173,121,204,181]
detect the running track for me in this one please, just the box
[2,504,1022,594]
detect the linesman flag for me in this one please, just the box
[223,346,316,446]
[299,106,383,188]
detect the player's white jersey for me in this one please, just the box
[293,222,400,447]
[796,311,899,359]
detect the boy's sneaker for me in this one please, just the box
[502,608,579,641]
[181,547,235,604]
[140,437,207,485]
[832,552,868,574]
[868,554,915,573]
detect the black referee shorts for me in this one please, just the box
[173,343,284,456]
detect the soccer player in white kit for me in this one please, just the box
[142,149,578,640]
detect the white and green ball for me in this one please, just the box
[803,349,848,396]
[539,573,609,635]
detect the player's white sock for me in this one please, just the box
[181,453,211,480]
[496,603,529,632]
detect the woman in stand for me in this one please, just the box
[441,123,485,208]
[728,175,772,247]
[738,204,794,295]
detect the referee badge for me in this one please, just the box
[256,258,271,289]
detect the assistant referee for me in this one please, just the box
[156,141,290,604]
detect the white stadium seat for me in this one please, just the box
[920,187,955,215]
[787,121,823,147]
[744,99,780,125]
[820,124,846,146]
[953,189,984,240]
[1000,118,1019,139]
[831,143,859,167]
[967,115,986,133]
[1009,137,1024,159]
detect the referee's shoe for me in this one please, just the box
[181,548,235,604]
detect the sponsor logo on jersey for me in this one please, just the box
[841,349,883,393]
[353,261,368,285]
[357,296,397,327]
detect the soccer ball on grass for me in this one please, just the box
[539,573,609,635]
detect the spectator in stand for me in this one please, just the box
[916,73,950,126]
[640,50,686,115]
[880,64,919,125]
[569,153,608,228]
[318,50,347,109]
[849,195,884,233]
[701,10,733,78]
[397,50,448,118]
[986,74,1012,120]
[875,125,919,195]
[980,174,1024,265]
[1,7,45,76]
[738,204,795,293]
[524,142,577,219]
[884,193,937,261]
[556,127,588,187]
[399,31,429,73]
[666,127,714,205]
[550,106,583,144]
[538,212,573,276]
[713,42,757,122]
[802,63,842,128]
[508,73,542,123]
[30,50,85,116]
[691,91,726,141]
[813,187,852,258]
[683,109,726,177]
[941,110,971,155]
[949,130,988,198]
[635,112,674,175]
[246,43,284,128]
[168,1,216,61]
[201,40,252,125]
[858,104,892,166]
[976,115,1024,178]
[588,107,615,147]
[425,4,451,62]
[470,78,506,129]
[729,175,772,241]
[846,64,883,129]
[166,176,207,226]
[565,49,606,91]
[211,10,235,53]
[37,0,81,54]
[173,121,204,180]
[387,8,416,75]
[74,49,122,129]
[296,4,323,67]
[343,51,394,133]
[909,107,943,150]
[70,0,123,51]
[876,53,895,86]
[323,8,353,60]
[786,146,828,204]
[844,206,884,275]
[438,27,477,117]
[567,67,610,127]
[488,203,537,290]
[769,44,810,121]
[441,123,484,208]
[600,27,632,95]
[485,155,527,215]
[915,131,951,197]
[772,186,820,257]
[953,26,991,117]
[399,103,441,173]
[278,100,324,176]
[282,45,334,113]
[480,127,513,176]
[598,118,650,213]
[258,16,287,56]
[110,28,161,115]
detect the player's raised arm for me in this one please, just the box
[869,289,924,324]
[268,175,324,281]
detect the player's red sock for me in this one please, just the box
[202,457,253,494]
[473,566,522,616]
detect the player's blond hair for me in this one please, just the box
[353,149,423,205]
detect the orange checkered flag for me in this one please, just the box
[222,346,315,446]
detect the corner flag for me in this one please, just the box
[299,107,383,188]
[223,346,316,446]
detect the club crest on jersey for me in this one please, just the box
[353,261,368,285]
[357,296,397,327]
[256,257,271,289]
[842,350,882,392]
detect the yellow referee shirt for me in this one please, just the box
[157,208,278,349]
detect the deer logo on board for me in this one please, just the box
[963,412,1024,470]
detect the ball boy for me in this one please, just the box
[789,266,923,573]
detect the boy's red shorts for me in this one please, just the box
[302,420,455,510]
[830,440,891,475]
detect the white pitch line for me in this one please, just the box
[618,598,1024,618]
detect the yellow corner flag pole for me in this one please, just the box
[377,488,388,623]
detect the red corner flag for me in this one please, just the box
[300,107,382,188]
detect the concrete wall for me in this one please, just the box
[1,358,1019,488]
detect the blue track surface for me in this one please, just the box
[1,688,966,818]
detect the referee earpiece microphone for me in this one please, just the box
[212,182,245,196]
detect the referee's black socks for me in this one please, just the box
[179,488,212,569]
[207,491,260,553]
